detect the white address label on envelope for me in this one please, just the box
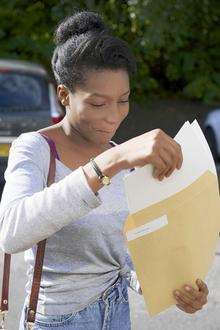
[126,215,168,241]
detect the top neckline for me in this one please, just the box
[34,131,117,173]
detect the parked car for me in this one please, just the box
[204,109,220,161]
[0,59,65,197]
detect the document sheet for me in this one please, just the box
[123,120,220,316]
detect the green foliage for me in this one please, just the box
[1,0,220,103]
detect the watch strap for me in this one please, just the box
[90,158,104,179]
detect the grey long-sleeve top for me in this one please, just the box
[0,131,140,315]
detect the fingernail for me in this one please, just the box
[175,290,180,296]
[185,286,191,291]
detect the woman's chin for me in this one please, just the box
[92,136,114,149]
[95,130,115,141]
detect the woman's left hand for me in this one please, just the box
[173,279,209,314]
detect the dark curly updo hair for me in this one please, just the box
[51,11,137,92]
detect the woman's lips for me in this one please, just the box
[96,129,115,133]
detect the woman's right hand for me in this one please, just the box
[118,129,183,181]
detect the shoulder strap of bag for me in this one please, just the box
[0,253,11,319]
[0,132,57,329]
[26,133,57,327]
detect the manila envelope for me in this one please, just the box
[124,170,220,316]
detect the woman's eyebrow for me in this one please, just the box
[89,90,130,98]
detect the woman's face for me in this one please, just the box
[59,69,130,147]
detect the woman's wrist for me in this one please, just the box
[82,146,125,194]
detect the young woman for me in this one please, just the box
[0,10,208,330]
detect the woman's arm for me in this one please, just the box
[0,133,123,254]
[0,127,183,254]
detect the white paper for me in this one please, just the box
[123,120,217,214]
[126,215,168,241]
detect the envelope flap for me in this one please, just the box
[125,170,219,230]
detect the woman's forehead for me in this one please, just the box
[78,69,130,98]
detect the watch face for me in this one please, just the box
[102,176,111,185]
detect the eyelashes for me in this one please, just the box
[90,100,129,107]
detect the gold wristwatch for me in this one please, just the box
[90,157,111,186]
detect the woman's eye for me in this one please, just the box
[119,99,129,103]
[90,103,105,107]
[90,99,129,107]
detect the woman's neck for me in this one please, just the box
[56,118,112,153]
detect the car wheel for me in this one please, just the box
[204,126,219,161]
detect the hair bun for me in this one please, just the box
[54,11,107,45]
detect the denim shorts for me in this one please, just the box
[19,276,131,330]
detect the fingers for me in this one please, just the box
[150,130,183,181]
[164,137,183,170]
[183,284,208,304]
[151,155,167,179]
[176,303,198,314]
[173,280,209,314]
[162,144,179,178]
[196,279,209,295]
[156,148,174,180]
[153,163,166,180]
[174,289,203,310]
[177,143,183,169]
[154,142,183,180]
[164,133,182,157]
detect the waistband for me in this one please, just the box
[119,265,130,278]
[23,270,130,315]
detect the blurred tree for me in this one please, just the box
[0,0,219,103]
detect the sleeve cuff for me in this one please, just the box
[78,166,102,208]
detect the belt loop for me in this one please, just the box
[102,275,120,301]
[102,287,109,301]
[102,294,110,330]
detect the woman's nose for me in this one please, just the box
[105,103,120,125]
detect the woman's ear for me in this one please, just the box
[57,85,69,107]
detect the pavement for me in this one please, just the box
[0,163,220,330]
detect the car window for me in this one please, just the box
[0,70,50,111]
